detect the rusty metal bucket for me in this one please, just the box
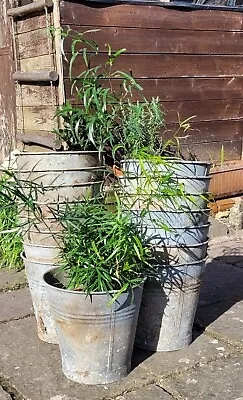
[22,254,58,344]
[135,258,206,351]
[43,268,143,384]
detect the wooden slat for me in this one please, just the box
[17,106,57,131]
[63,54,243,79]
[20,54,54,72]
[17,28,53,59]
[164,99,243,123]
[17,12,52,34]
[16,84,58,106]
[63,25,243,55]
[17,130,61,150]
[65,77,243,102]
[166,120,243,144]
[180,140,242,162]
[60,3,243,32]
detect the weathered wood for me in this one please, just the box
[17,132,62,150]
[13,70,58,82]
[16,84,58,107]
[64,54,243,79]
[164,99,243,123]
[180,140,242,162]
[17,28,53,59]
[51,0,65,109]
[17,106,57,131]
[65,77,243,102]
[60,3,243,32]
[8,0,53,17]
[166,120,243,144]
[17,12,52,34]
[63,25,243,55]
[0,1,16,163]
[20,54,54,71]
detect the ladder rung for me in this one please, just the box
[7,0,53,18]
[13,70,58,82]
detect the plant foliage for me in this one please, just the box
[58,196,152,298]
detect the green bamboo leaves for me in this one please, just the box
[58,197,152,297]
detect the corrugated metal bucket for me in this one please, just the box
[135,258,207,351]
[23,242,60,263]
[22,254,58,344]
[121,159,210,178]
[152,241,208,265]
[131,209,210,228]
[14,150,105,204]
[43,268,143,384]
[119,160,210,198]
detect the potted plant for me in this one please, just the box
[43,195,152,384]
[15,29,143,265]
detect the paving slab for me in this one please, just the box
[197,301,243,348]
[0,387,11,400]
[197,260,243,308]
[0,287,33,323]
[0,268,26,291]
[114,385,173,399]
[0,317,156,400]
[208,235,243,263]
[158,352,243,400]
[0,314,235,400]
[134,333,233,378]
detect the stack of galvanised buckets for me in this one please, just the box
[14,151,104,343]
[120,160,211,351]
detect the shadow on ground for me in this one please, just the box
[194,254,243,337]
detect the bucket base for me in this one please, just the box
[62,365,129,385]
[135,333,192,352]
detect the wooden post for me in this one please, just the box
[13,71,58,82]
[7,0,53,17]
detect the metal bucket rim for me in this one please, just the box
[152,256,208,268]
[21,252,59,266]
[121,159,211,166]
[130,208,210,214]
[23,242,59,250]
[121,174,211,180]
[43,267,144,296]
[147,223,210,229]
[154,239,209,249]
[15,166,106,173]
[14,151,104,156]
[19,180,104,189]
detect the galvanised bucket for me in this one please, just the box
[145,224,210,246]
[22,254,58,344]
[135,258,207,352]
[120,175,210,196]
[121,159,210,178]
[152,241,208,265]
[15,151,105,225]
[43,268,143,385]
[131,209,210,228]
[23,242,60,263]
[119,160,211,198]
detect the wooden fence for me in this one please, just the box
[60,1,243,163]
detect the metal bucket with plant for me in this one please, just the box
[43,195,152,384]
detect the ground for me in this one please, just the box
[1,233,243,400]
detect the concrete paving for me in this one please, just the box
[1,234,243,399]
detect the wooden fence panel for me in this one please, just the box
[60,1,243,163]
